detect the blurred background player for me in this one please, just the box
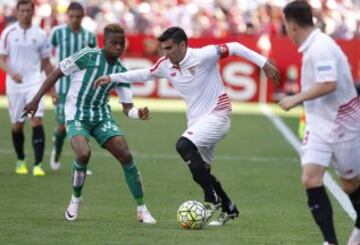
[95,26,280,226]
[279,1,360,244]
[0,0,52,176]
[49,2,97,174]
[23,23,156,224]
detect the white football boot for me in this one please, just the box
[137,205,156,224]
[348,227,360,245]
[65,195,82,221]
[50,149,61,171]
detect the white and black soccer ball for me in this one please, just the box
[177,200,207,229]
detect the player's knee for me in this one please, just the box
[118,151,133,165]
[301,173,322,189]
[341,178,360,194]
[76,148,91,164]
[175,137,197,162]
[12,123,24,133]
[30,117,42,127]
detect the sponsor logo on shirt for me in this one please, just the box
[170,72,176,77]
[188,66,196,76]
[317,65,332,71]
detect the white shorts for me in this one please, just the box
[301,130,360,179]
[7,89,45,123]
[182,113,231,164]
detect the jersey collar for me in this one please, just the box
[298,28,321,53]
[15,21,32,31]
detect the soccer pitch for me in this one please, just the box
[0,98,354,244]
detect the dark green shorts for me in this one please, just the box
[66,118,124,146]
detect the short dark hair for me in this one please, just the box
[104,23,125,40]
[67,2,84,13]
[158,27,188,45]
[283,0,314,27]
[16,0,34,9]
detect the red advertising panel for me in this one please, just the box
[0,34,359,102]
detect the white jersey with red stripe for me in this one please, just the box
[110,42,266,125]
[0,22,51,93]
[299,29,360,143]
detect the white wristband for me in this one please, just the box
[128,107,139,119]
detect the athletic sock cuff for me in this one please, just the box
[73,160,87,171]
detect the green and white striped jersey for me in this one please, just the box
[50,24,97,95]
[59,47,129,122]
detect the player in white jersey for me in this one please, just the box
[95,26,280,225]
[279,1,360,244]
[0,0,52,176]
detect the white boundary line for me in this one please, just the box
[260,104,356,221]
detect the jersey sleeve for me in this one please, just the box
[0,27,11,55]
[110,68,153,84]
[311,44,337,83]
[149,57,167,78]
[39,31,52,58]
[226,42,266,67]
[196,45,222,64]
[59,48,91,75]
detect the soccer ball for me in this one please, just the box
[177,200,207,229]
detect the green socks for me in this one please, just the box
[53,129,66,160]
[72,160,87,198]
[123,162,144,205]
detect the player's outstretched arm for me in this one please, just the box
[23,67,64,117]
[226,43,280,83]
[95,69,153,88]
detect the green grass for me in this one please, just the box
[0,108,354,244]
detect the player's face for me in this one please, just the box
[283,16,299,45]
[67,9,84,31]
[160,39,187,64]
[104,32,126,59]
[17,3,34,26]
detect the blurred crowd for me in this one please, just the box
[1,0,360,39]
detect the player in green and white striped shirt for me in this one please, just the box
[49,2,97,171]
[23,23,156,224]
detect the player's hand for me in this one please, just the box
[11,73,23,83]
[279,95,299,111]
[263,62,280,85]
[138,106,151,120]
[22,99,40,118]
[94,75,111,88]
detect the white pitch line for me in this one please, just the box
[0,148,298,163]
[260,104,356,221]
